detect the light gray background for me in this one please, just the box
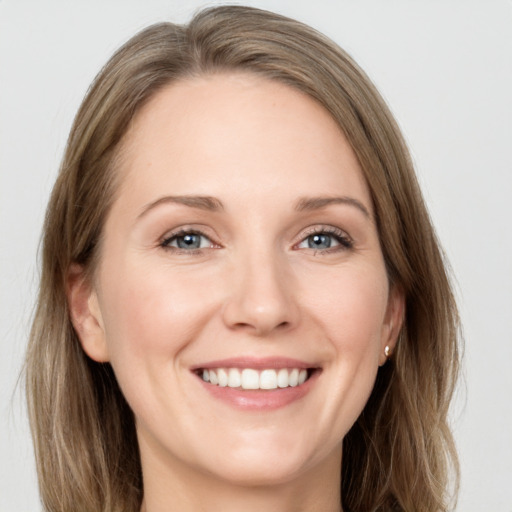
[1,1,511,510]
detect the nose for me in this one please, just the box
[222,250,300,337]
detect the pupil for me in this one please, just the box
[177,234,200,249]
[309,234,331,249]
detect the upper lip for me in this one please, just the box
[190,356,319,371]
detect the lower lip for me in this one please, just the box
[196,371,320,411]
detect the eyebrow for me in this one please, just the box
[138,195,224,218]
[295,196,371,218]
[137,194,371,220]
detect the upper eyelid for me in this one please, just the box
[297,225,352,241]
[162,227,209,238]
[159,228,219,251]
[163,232,203,242]
[293,225,354,250]
[160,225,216,241]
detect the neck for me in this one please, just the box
[141,483,342,512]
[138,437,343,512]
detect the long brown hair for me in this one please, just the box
[26,6,460,511]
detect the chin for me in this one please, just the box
[207,457,311,488]
[196,434,328,488]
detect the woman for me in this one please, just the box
[26,6,460,512]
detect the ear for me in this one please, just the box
[67,263,110,362]
[379,284,405,366]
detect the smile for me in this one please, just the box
[192,358,320,409]
[199,367,311,390]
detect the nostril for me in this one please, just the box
[221,286,299,336]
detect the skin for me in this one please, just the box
[69,73,404,512]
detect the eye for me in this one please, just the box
[296,227,353,252]
[161,230,215,251]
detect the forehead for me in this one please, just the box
[115,72,371,213]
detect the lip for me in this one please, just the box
[191,357,321,411]
[190,356,316,371]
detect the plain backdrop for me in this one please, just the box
[1,1,511,510]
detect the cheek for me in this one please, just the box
[95,259,223,443]
[308,265,389,429]
[306,263,389,354]
[97,259,217,372]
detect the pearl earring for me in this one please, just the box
[384,345,391,358]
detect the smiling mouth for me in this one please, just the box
[195,367,317,390]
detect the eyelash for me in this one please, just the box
[160,228,217,254]
[297,226,353,254]
[159,226,353,254]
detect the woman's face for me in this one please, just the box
[73,74,402,488]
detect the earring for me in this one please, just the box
[384,345,391,358]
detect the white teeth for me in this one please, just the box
[260,369,277,390]
[217,368,228,387]
[277,368,289,388]
[241,369,260,389]
[209,370,219,385]
[200,367,311,390]
[228,368,241,387]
